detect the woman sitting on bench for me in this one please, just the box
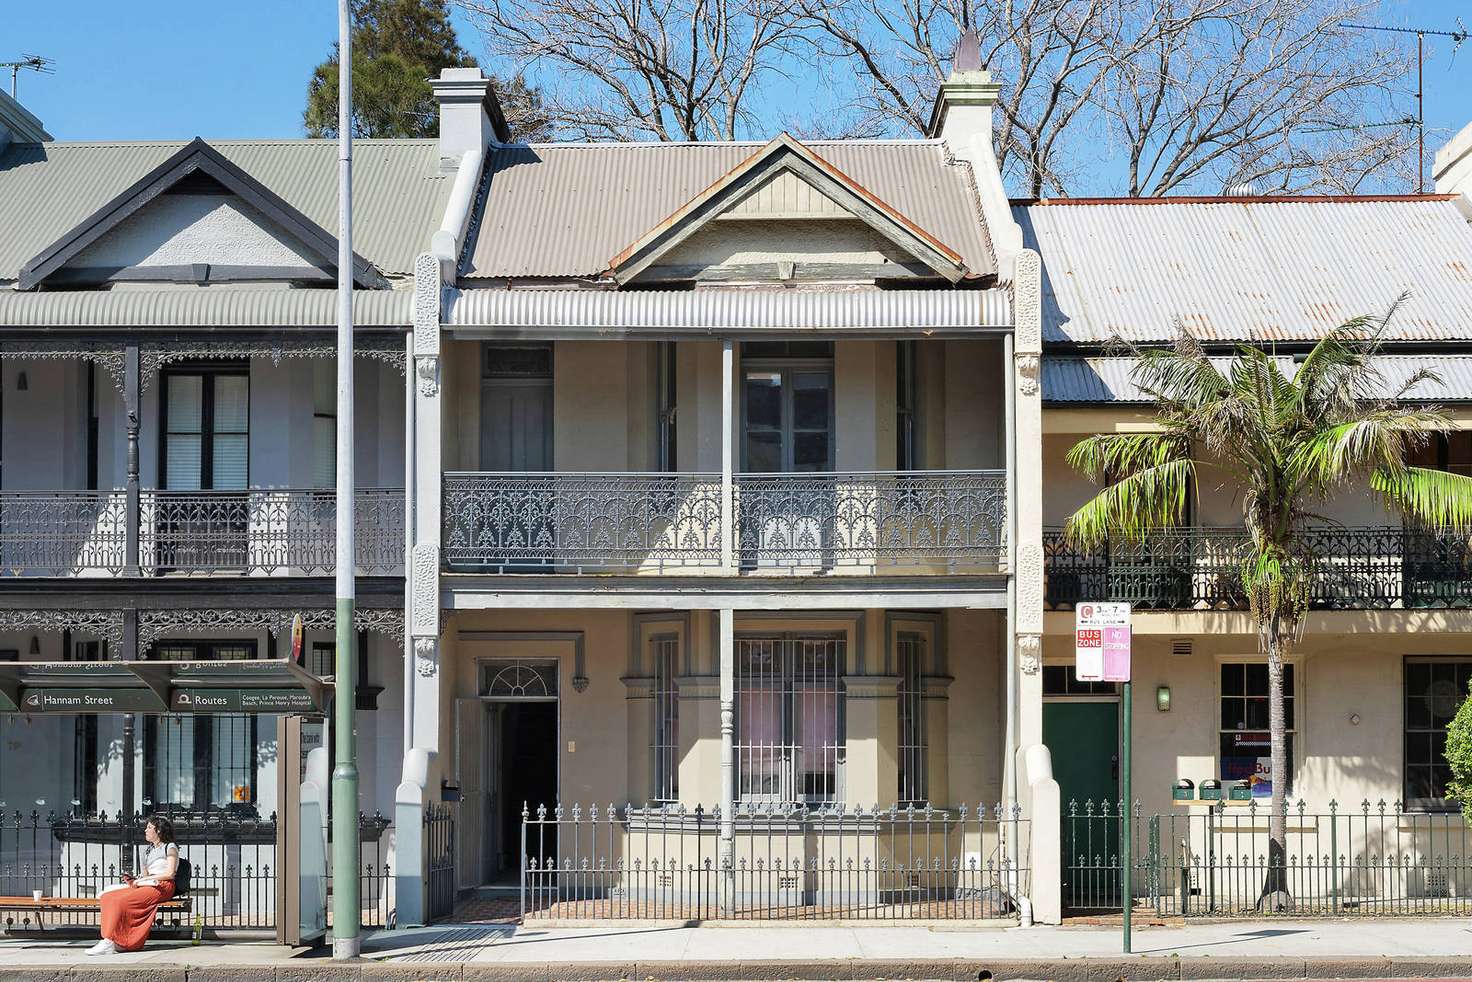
[88,815,179,955]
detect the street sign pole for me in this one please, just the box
[1075,601,1132,954]
[1122,677,1132,954]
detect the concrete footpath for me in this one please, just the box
[6,919,1472,981]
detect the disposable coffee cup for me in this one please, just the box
[31,890,41,902]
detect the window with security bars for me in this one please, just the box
[651,636,680,803]
[735,635,845,804]
[144,640,260,814]
[1404,657,1472,811]
[897,633,927,804]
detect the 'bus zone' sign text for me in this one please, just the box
[1076,602,1131,682]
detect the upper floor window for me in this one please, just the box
[162,368,249,490]
[897,340,918,471]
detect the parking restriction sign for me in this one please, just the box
[1075,601,1131,682]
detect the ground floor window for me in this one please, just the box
[735,635,845,805]
[144,639,260,814]
[896,633,927,804]
[1219,661,1294,795]
[651,635,680,804]
[1404,657,1472,811]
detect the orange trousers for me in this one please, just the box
[99,880,175,952]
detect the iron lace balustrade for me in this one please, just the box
[139,488,404,576]
[522,801,1028,921]
[735,470,1007,572]
[1044,525,1472,611]
[0,491,129,575]
[442,472,723,573]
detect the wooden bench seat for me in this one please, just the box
[0,895,192,934]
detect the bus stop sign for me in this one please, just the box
[1076,601,1131,682]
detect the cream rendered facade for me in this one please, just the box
[393,64,1054,924]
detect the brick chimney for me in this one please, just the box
[430,68,510,166]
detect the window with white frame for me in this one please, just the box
[1404,657,1472,811]
[651,635,680,803]
[1219,662,1294,795]
[896,632,927,804]
[735,635,845,804]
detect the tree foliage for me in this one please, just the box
[305,0,550,141]
[1065,305,1472,878]
[1447,688,1472,817]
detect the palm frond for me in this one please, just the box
[1290,408,1448,488]
[1064,458,1195,550]
[1373,466,1472,532]
[1064,433,1186,484]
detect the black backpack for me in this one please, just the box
[173,857,192,897]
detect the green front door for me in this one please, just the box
[1044,700,1120,910]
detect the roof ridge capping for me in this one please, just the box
[603,132,970,285]
[15,137,387,291]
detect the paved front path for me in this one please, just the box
[6,919,1472,978]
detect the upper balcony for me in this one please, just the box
[439,336,1012,580]
[0,488,404,578]
[442,470,1006,575]
[1043,525,1472,611]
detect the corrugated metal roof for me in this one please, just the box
[463,140,994,280]
[1045,354,1472,403]
[1016,197,1472,344]
[0,288,410,328]
[445,287,1012,336]
[0,139,449,280]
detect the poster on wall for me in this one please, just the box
[1076,602,1132,682]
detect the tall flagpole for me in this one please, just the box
[331,0,361,960]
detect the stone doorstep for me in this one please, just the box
[28,956,1472,982]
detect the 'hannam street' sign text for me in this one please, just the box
[1076,602,1131,682]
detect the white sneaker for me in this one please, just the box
[86,939,117,956]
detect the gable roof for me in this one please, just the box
[461,139,995,281]
[0,90,50,144]
[606,134,969,284]
[1015,195,1472,345]
[0,138,449,282]
[18,138,382,290]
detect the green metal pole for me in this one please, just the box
[1122,679,1132,954]
[331,0,361,959]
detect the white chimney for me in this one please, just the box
[1435,120,1472,208]
[926,31,1021,275]
[430,67,510,167]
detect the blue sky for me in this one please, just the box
[8,1,1471,156]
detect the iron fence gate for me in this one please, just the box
[1064,799,1472,917]
[425,803,456,921]
[521,802,1028,921]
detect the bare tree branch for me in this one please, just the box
[456,0,816,140]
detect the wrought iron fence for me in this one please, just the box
[0,492,129,575]
[141,488,404,576]
[522,802,1028,921]
[0,810,395,935]
[443,472,723,572]
[1044,526,1472,611]
[736,471,1007,572]
[1063,799,1472,917]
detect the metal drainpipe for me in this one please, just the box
[1003,330,1027,920]
[403,330,416,753]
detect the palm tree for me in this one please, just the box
[1064,304,1472,907]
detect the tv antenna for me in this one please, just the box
[1,55,54,101]
[1341,21,1468,193]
